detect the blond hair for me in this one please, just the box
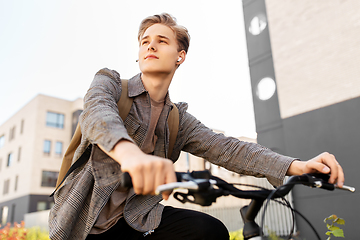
[138,13,190,53]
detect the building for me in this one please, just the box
[242,0,359,239]
[0,94,82,226]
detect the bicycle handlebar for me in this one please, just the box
[120,170,355,204]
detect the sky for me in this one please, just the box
[0,0,257,138]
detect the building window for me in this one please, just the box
[1,206,8,225]
[0,135,4,148]
[20,119,24,134]
[37,201,47,211]
[43,140,51,155]
[55,141,63,156]
[7,153,13,167]
[41,171,59,187]
[18,147,21,162]
[10,204,15,223]
[15,175,18,191]
[9,126,16,141]
[46,112,65,129]
[3,179,10,195]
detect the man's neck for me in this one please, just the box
[141,72,175,101]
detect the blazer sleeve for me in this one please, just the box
[79,68,135,152]
[175,102,296,187]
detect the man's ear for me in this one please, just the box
[176,50,186,66]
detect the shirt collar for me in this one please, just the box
[127,73,173,108]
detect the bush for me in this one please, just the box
[0,222,50,240]
[229,229,244,240]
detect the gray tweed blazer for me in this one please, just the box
[48,68,295,240]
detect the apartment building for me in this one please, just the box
[0,94,82,226]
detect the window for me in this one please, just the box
[249,13,267,36]
[55,141,63,156]
[10,204,15,223]
[43,140,51,155]
[1,206,8,225]
[15,175,18,191]
[41,171,59,187]
[7,153,13,167]
[18,147,21,162]
[46,112,65,129]
[256,77,276,101]
[0,135,4,148]
[9,126,15,141]
[37,201,47,211]
[3,179,10,195]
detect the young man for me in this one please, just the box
[49,13,344,240]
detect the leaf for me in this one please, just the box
[326,231,332,236]
[328,226,340,231]
[335,218,345,225]
[324,215,337,222]
[331,229,344,237]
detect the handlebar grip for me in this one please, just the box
[120,172,185,188]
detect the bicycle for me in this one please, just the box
[121,171,355,240]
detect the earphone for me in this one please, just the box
[177,57,182,62]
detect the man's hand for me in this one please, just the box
[99,140,176,200]
[287,152,344,188]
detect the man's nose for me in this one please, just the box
[148,41,156,51]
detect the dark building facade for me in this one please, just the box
[242,0,359,239]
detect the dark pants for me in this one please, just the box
[86,206,229,240]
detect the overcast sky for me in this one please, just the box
[0,0,257,138]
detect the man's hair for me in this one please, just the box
[138,13,190,53]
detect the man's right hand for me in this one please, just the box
[98,140,176,200]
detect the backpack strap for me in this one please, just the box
[168,103,179,158]
[52,80,133,196]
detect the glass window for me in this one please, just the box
[15,175,18,191]
[41,171,59,187]
[7,153,13,167]
[55,141,63,156]
[9,126,15,141]
[43,140,51,155]
[37,201,47,211]
[249,13,267,35]
[256,77,277,101]
[1,206,8,225]
[3,179,10,195]
[0,135,4,148]
[46,112,65,129]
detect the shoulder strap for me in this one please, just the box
[53,80,132,193]
[168,103,179,158]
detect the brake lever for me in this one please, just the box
[303,173,355,192]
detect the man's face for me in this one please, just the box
[138,24,182,75]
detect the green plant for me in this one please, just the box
[324,214,345,239]
[229,229,244,240]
